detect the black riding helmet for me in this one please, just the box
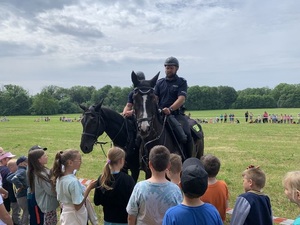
[164,56,179,67]
[136,71,145,81]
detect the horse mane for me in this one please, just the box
[100,106,124,124]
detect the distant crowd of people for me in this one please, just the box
[1,144,299,225]
[195,111,300,125]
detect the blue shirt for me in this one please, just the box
[163,203,223,225]
[154,75,187,109]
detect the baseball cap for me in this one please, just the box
[181,157,208,197]
[28,145,47,152]
[17,156,28,165]
[0,151,16,161]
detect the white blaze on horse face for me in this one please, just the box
[140,95,150,132]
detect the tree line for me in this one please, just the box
[0,83,299,116]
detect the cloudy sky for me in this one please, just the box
[0,0,299,95]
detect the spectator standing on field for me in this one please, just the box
[230,165,272,225]
[94,147,135,225]
[127,145,182,225]
[282,171,300,225]
[166,153,182,185]
[7,156,29,225]
[162,157,223,225]
[0,147,21,225]
[200,154,229,222]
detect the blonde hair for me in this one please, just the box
[169,153,182,174]
[242,166,266,189]
[100,147,126,190]
[283,171,300,191]
[7,159,17,172]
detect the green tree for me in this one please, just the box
[0,85,31,115]
[31,92,59,115]
[217,86,237,109]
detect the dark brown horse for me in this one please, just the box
[131,71,204,178]
[79,100,140,182]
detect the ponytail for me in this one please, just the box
[99,147,126,190]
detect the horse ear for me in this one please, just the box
[79,104,87,111]
[131,71,140,87]
[95,99,104,111]
[150,72,160,87]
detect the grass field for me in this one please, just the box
[0,108,299,224]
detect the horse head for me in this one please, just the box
[80,99,106,153]
[131,71,160,137]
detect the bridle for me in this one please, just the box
[81,107,105,140]
[81,106,126,146]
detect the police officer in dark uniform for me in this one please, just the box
[154,56,193,159]
[122,71,146,117]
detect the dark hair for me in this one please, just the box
[149,145,170,172]
[52,149,80,183]
[200,154,221,177]
[100,147,126,190]
[27,149,51,192]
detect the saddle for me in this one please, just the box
[167,115,204,144]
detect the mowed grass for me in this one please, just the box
[0,108,299,224]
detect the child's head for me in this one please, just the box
[200,154,220,178]
[107,147,126,168]
[180,157,208,198]
[149,145,170,172]
[166,154,182,180]
[28,149,49,191]
[52,149,81,179]
[100,147,126,190]
[7,159,18,173]
[16,156,28,167]
[0,150,16,166]
[242,165,266,192]
[283,171,300,205]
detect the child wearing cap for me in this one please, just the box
[282,171,300,225]
[7,156,29,225]
[163,157,223,225]
[127,145,183,225]
[0,147,20,224]
[200,154,229,222]
[230,165,273,225]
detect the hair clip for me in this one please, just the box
[61,164,65,172]
[107,159,111,164]
[247,165,260,169]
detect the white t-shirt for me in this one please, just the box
[0,194,6,225]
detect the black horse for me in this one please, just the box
[79,100,140,182]
[131,72,204,178]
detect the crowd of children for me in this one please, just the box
[0,144,299,225]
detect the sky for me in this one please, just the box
[0,0,299,95]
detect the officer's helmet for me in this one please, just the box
[136,71,145,81]
[164,57,179,67]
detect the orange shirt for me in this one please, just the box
[200,180,229,221]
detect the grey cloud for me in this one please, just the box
[0,41,57,57]
[42,20,105,39]
[1,0,79,16]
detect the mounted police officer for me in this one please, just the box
[154,56,193,159]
